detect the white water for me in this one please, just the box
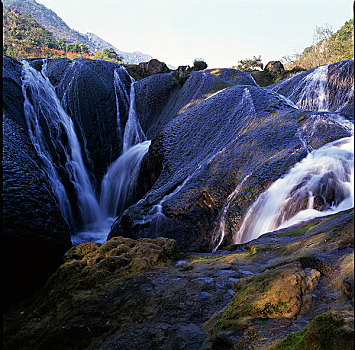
[113,67,130,135]
[234,134,354,243]
[123,81,146,152]
[211,63,354,248]
[21,60,102,228]
[21,60,149,244]
[100,140,151,217]
[296,65,329,111]
[271,60,354,113]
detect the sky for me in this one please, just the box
[35,0,354,68]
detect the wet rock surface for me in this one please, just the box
[3,210,353,349]
[110,84,351,252]
[134,70,232,139]
[3,114,71,307]
[269,59,354,120]
[43,58,131,188]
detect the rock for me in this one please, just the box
[109,83,351,252]
[268,310,354,350]
[270,59,354,120]
[205,67,258,86]
[205,262,313,335]
[3,211,354,350]
[138,58,170,76]
[43,58,130,189]
[3,114,71,307]
[172,65,191,85]
[265,60,285,74]
[133,70,232,139]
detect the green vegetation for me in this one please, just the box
[281,19,354,69]
[268,311,354,350]
[94,48,124,63]
[3,8,54,57]
[192,57,208,70]
[235,55,264,71]
[2,8,124,63]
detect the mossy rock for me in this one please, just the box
[268,310,354,350]
[206,262,320,335]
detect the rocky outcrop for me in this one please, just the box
[3,210,353,349]
[205,67,258,86]
[139,58,170,76]
[270,59,354,120]
[134,70,232,139]
[109,83,351,252]
[265,60,285,74]
[3,114,71,307]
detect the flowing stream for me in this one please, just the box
[228,63,354,245]
[21,60,148,244]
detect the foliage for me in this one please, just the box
[2,8,124,63]
[236,55,263,71]
[94,48,124,63]
[3,8,54,57]
[3,0,93,51]
[281,19,354,70]
[192,58,208,70]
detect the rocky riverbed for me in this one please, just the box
[4,209,353,349]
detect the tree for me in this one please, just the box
[236,55,263,71]
[192,58,208,70]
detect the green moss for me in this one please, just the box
[278,220,321,237]
[268,312,354,350]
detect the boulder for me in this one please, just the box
[265,60,285,74]
[138,58,170,76]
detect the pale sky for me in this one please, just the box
[36,0,353,68]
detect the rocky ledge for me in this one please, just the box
[3,209,353,350]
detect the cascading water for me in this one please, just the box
[100,140,151,218]
[21,60,102,228]
[21,59,149,244]
[123,80,146,152]
[270,60,354,114]
[234,134,354,244]
[114,66,131,135]
[228,62,354,246]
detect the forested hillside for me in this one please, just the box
[283,19,354,69]
[3,0,153,63]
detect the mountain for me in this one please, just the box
[3,0,153,64]
[85,32,153,64]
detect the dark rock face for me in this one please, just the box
[109,84,351,252]
[269,59,354,120]
[138,58,170,76]
[2,56,25,129]
[134,70,232,139]
[3,114,72,307]
[265,60,285,74]
[204,67,258,86]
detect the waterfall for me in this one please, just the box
[21,60,102,228]
[271,60,354,114]
[100,140,151,217]
[234,134,354,244]
[296,65,329,111]
[113,66,131,135]
[73,74,149,244]
[123,81,146,152]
